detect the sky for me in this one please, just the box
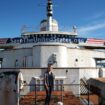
[0,0,105,39]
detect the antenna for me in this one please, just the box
[21,25,28,33]
[21,25,36,33]
[40,0,59,32]
[47,0,53,17]
[47,0,53,31]
[73,25,77,33]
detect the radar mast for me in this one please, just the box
[47,0,53,31]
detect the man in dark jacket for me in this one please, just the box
[44,64,55,105]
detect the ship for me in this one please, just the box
[0,0,105,105]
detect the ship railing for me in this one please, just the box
[19,84,98,105]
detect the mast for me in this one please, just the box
[47,0,53,31]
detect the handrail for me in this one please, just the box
[19,84,93,105]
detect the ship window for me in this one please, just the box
[23,56,26,67]
[40,80,44,91]
[0,58,3,68]
[75,59,78,62]
[15,59,19,67]
[55,79,64,91]
[33,78,64,91]
[36,79,40,91]
[95,59,105,67]
[35,79,44,91]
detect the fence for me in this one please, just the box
[19,84,99,105]
[0,68,103,105]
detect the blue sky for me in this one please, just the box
[0,0,105,39]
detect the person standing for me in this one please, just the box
[44,64,55,105]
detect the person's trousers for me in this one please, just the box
[45,86,53,105]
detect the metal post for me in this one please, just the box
[61,84,63,102]
[35,84,36,105]
[88,84,90,105]
[17,76,20,105]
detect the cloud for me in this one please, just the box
[78,21,105,35]
[84,12,105,21]
[92,12,105,19]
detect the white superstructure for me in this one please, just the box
[0,0,105,68]
[0,0,105,105]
